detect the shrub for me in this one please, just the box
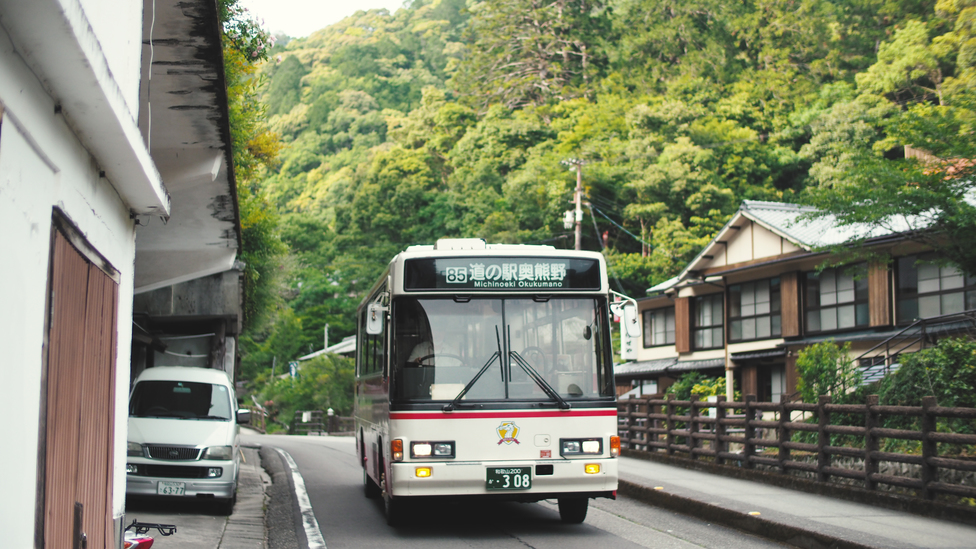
[796,340,863,404]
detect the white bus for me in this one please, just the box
[355,239,619,525]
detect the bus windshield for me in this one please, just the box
[392,297,612,403]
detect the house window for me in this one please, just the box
[693,294,724,350]
[642,307,675,347]
[897,256,976,323]
[805,266,868,333]
[729,278,781,341]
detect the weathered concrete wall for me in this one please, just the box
[133,269,243,334]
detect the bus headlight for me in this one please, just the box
[560,438,603,456]
[411,441,455,458]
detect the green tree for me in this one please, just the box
[453,0,612,109]
[795,340,862,403]
[877,337,976,453]
[219,0,286,333]
[856,19,952,106]
[802,4,976,276]
[258,353,355,432]
[265,55,307,116]
[878,337,976,411]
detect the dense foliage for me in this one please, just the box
[236,0,976,386]
[219,0,286,335]
[257,354,355,431]
[879,337,976,419]
[795,340,863,404]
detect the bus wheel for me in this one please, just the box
[557,497,588,524]
[384,493,406,527]
[364,468,381,499]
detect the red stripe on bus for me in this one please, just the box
[389,409,617,420]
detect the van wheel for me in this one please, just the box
[364,468,381,499]
[557,497,588,524]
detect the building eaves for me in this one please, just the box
[656,200,915,294]
[0,0,169,214]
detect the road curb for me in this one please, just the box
[619,480,875,549]
[260,444,306,549]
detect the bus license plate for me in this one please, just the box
[157,481,185,496]
[486,467,531,490]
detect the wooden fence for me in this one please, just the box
[292,410,355,435]
[243,407,268,433]
[618,393,976,501]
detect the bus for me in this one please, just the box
[354,238,620,525]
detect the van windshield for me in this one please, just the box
[129,380,232,420]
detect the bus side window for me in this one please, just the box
[357,310,367,376]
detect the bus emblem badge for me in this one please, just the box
[496,421,520,445]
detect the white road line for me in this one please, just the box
[276,447,327,549]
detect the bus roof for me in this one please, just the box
[400,238,603,259]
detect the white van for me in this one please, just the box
[125,366,249,515]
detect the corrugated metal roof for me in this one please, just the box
[299,335,357,361]
[665,199,920,292]
[739,200,909,249]
[647,276,679,295]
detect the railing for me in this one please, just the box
[618,393,976,502]
[855,310,976,384]
[243,406,269,433]
[292,410,355,435]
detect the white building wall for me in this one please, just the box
[636,344,679,362]
[727,221,754,264]
[77,0,144,113]
[0,14,139,547]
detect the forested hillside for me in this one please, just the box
[240,0,976,387]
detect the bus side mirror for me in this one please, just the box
[366,303,387,335]
[619,302,641,339]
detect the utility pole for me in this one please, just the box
[561,158,586,250]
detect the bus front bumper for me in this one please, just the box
[390,458,618,498]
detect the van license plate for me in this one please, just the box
[486,467,531,490]
[157,481,185,496]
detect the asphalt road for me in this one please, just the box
[246,433,787,549]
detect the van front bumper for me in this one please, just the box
[125,460,238,499]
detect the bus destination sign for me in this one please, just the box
[404,257,602,291]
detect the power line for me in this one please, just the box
[586,203,627,294]
[589,204,653,249]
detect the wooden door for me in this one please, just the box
[42,227,118,549]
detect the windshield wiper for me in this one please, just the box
[443,326,504,411]
[507,326,570,410]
